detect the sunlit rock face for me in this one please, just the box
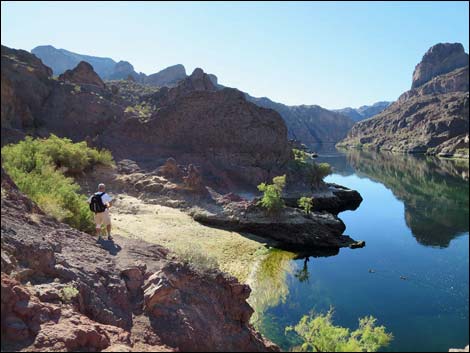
[338,43,469,158]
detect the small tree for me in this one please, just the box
[309,162,332,190]
[286,308,393,352]
[257,175,286,215]
[298,196,313,214]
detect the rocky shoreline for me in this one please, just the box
[190,185,364,250]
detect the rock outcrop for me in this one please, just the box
[2,46,125,144]
[411,43,469,89]
[59,61,106,88]
[107,61,141,81]
[1,169,278,352]
[283,182,363,215]
[191,189,362,249]
[99,68,292,187]
[1,45,53,143]
[143,64,187,87]
[338,43,469,158]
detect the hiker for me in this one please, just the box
[88,183,114,240]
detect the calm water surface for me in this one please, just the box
[248,146,469,352]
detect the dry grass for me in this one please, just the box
[111,194,269,282]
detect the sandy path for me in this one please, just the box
[109,194,269,283]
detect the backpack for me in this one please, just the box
[89,192,107,213]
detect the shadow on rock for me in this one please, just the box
[97,238,122,256]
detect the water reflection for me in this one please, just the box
[250,147,469,351]
[248,248,339,327]
[321,149,469,248]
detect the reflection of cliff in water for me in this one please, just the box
[346,150,469,248]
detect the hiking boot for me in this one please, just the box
[107,234,113,241]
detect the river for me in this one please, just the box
[248,146,469,352]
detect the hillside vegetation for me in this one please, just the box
[2,134,114,232]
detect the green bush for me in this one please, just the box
[298,196,313,214]
[290,149,332,190]
[1,135,114,232]
[315,162,332,181]
[293,148,309,164]
[286,308,393,352]
[257,175,286,215]
[60,286,79,303]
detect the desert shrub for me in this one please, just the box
[1,135,113,232]
[286,308,393,352]
[257,175,286,215]
[290,149,332,189]
[298,196,313,214]
[315,162,332,180]
[293,148,309,164]
[173,244,220,273]
[60,286,79,303]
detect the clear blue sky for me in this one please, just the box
[2,1,469,109]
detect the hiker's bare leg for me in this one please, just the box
[107,224,112,237]
[96,227,101,238]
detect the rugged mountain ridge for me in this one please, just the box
[338,43,469,158]
[244,94,355,146]
[334,101,391,122]
[2,45,293,189]
[31,45,185,86]
[31,45,359,145]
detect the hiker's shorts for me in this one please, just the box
[94,210,111,227]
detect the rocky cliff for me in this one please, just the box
[411,43,469,89]
[338,43,469,158]
[1,168,278,352]
[2,45,124,144]
[143,64,187,87]
[99,68,292,186]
